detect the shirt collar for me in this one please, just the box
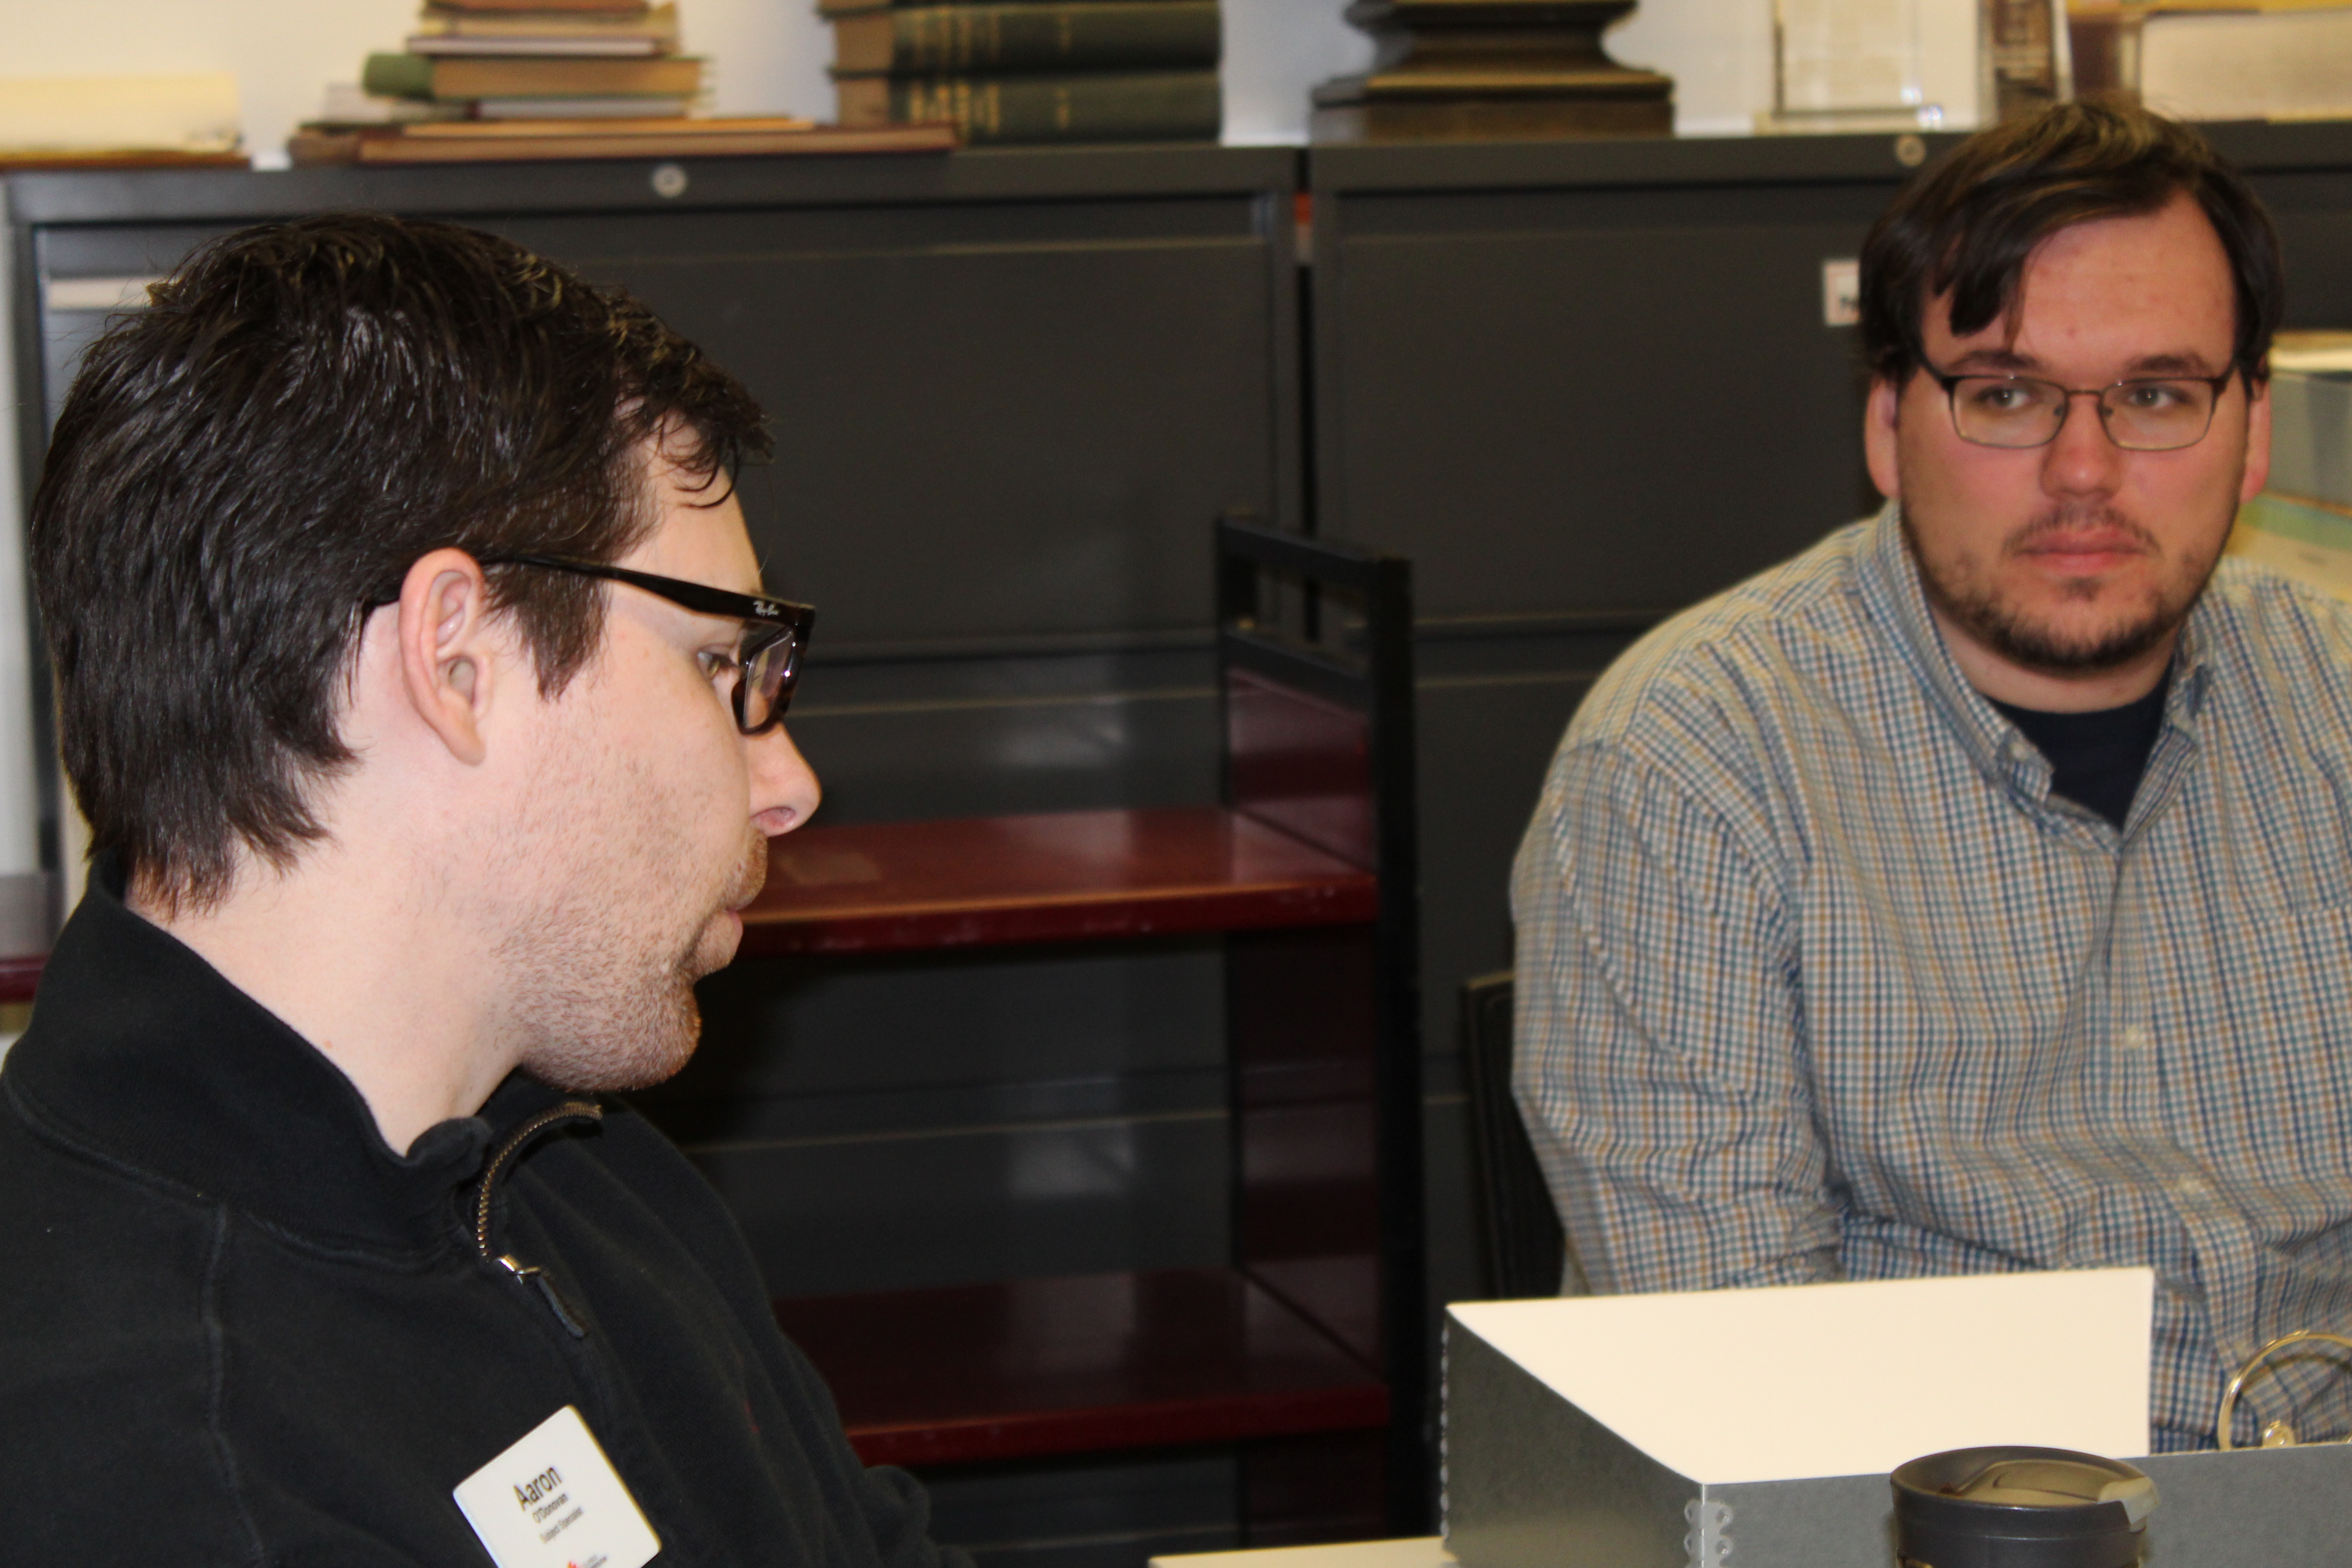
[2,857,565,1254]
[1853,501,2215,805]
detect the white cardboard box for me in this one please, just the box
[1442,1270,2351,1568]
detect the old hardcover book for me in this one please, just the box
[401,114,811,134]
[289,119,954,165]
[833,68,1218,142]
[418,2,673,34]
[411,2,678,54]
[427,0,651,11]
[410,35,664,55]
[830,1,1219,73]
[474,94,695,116]
[314,83,471,125]
[363,51,704,100]
[2073,0,2352,119]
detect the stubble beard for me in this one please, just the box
[514,822,769,1095]
[1904,503,2223,677]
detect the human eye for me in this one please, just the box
[2120,380,2197,411]
[1962,378,2043,414]
[696,647,742,689]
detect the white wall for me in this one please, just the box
[1611,0,1776,136]
[1225,0,1372,144]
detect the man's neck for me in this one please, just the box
[130,855,519,1155]
[1926,601,2179,713]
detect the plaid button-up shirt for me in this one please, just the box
[1512,505,2352,1450]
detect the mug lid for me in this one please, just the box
[1893,1446,2156,1568]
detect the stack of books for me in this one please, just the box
[292,0,961,165]
[825,0,1222,145]
[361,0,705,120]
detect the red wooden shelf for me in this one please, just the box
[0,875,51,1006]
[772,1266,1390,1469]
[741,807,1377,956]
[0,807,1377,995]
[0,957,40,1006]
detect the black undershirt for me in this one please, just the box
[1988,672,2171,831]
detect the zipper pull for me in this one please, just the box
[496,1253,587,1339]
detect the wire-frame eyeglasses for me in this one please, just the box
[1927,360,2240,452]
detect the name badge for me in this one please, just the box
[453,1405,661,1568]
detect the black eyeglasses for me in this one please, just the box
[368,553,813,734]
[1927,359,2239,452]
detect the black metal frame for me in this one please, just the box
[1215,513,1426,1531]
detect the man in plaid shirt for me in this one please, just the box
[1512,99,2352,1451]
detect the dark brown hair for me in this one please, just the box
[1859,99,2284,387]
[32,212,770,907]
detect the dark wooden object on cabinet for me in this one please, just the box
[756,518,1426,1537]
[1313,0,1673,142]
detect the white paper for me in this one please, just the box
[1450,1268,2153,1485]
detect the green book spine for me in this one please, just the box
[887,69,1220,143]
[362,53,438,100]
[881,3,1219,72]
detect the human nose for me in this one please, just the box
[746,721,821,837]
[2040,388,2126,500]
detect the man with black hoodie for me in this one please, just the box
[0,213,961,1568]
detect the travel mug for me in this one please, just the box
[1891,1446,2157,1568]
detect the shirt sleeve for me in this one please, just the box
[1509,731,1842,1296]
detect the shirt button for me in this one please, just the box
[2175,1176,2214,1201]
[2119,1027,2152,1052]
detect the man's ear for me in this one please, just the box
[2240,372,2273,504]
[1865,374,1903,501]
[395,549,500,767]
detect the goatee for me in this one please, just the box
[1904,503,2216,677]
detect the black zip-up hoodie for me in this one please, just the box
[0,862,965,1568]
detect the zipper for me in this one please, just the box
[472,1098,603,1338]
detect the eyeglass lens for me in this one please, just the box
[1950,376,2220,451]
[738,630,801,732]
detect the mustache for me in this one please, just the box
[2004,505,2158,553]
